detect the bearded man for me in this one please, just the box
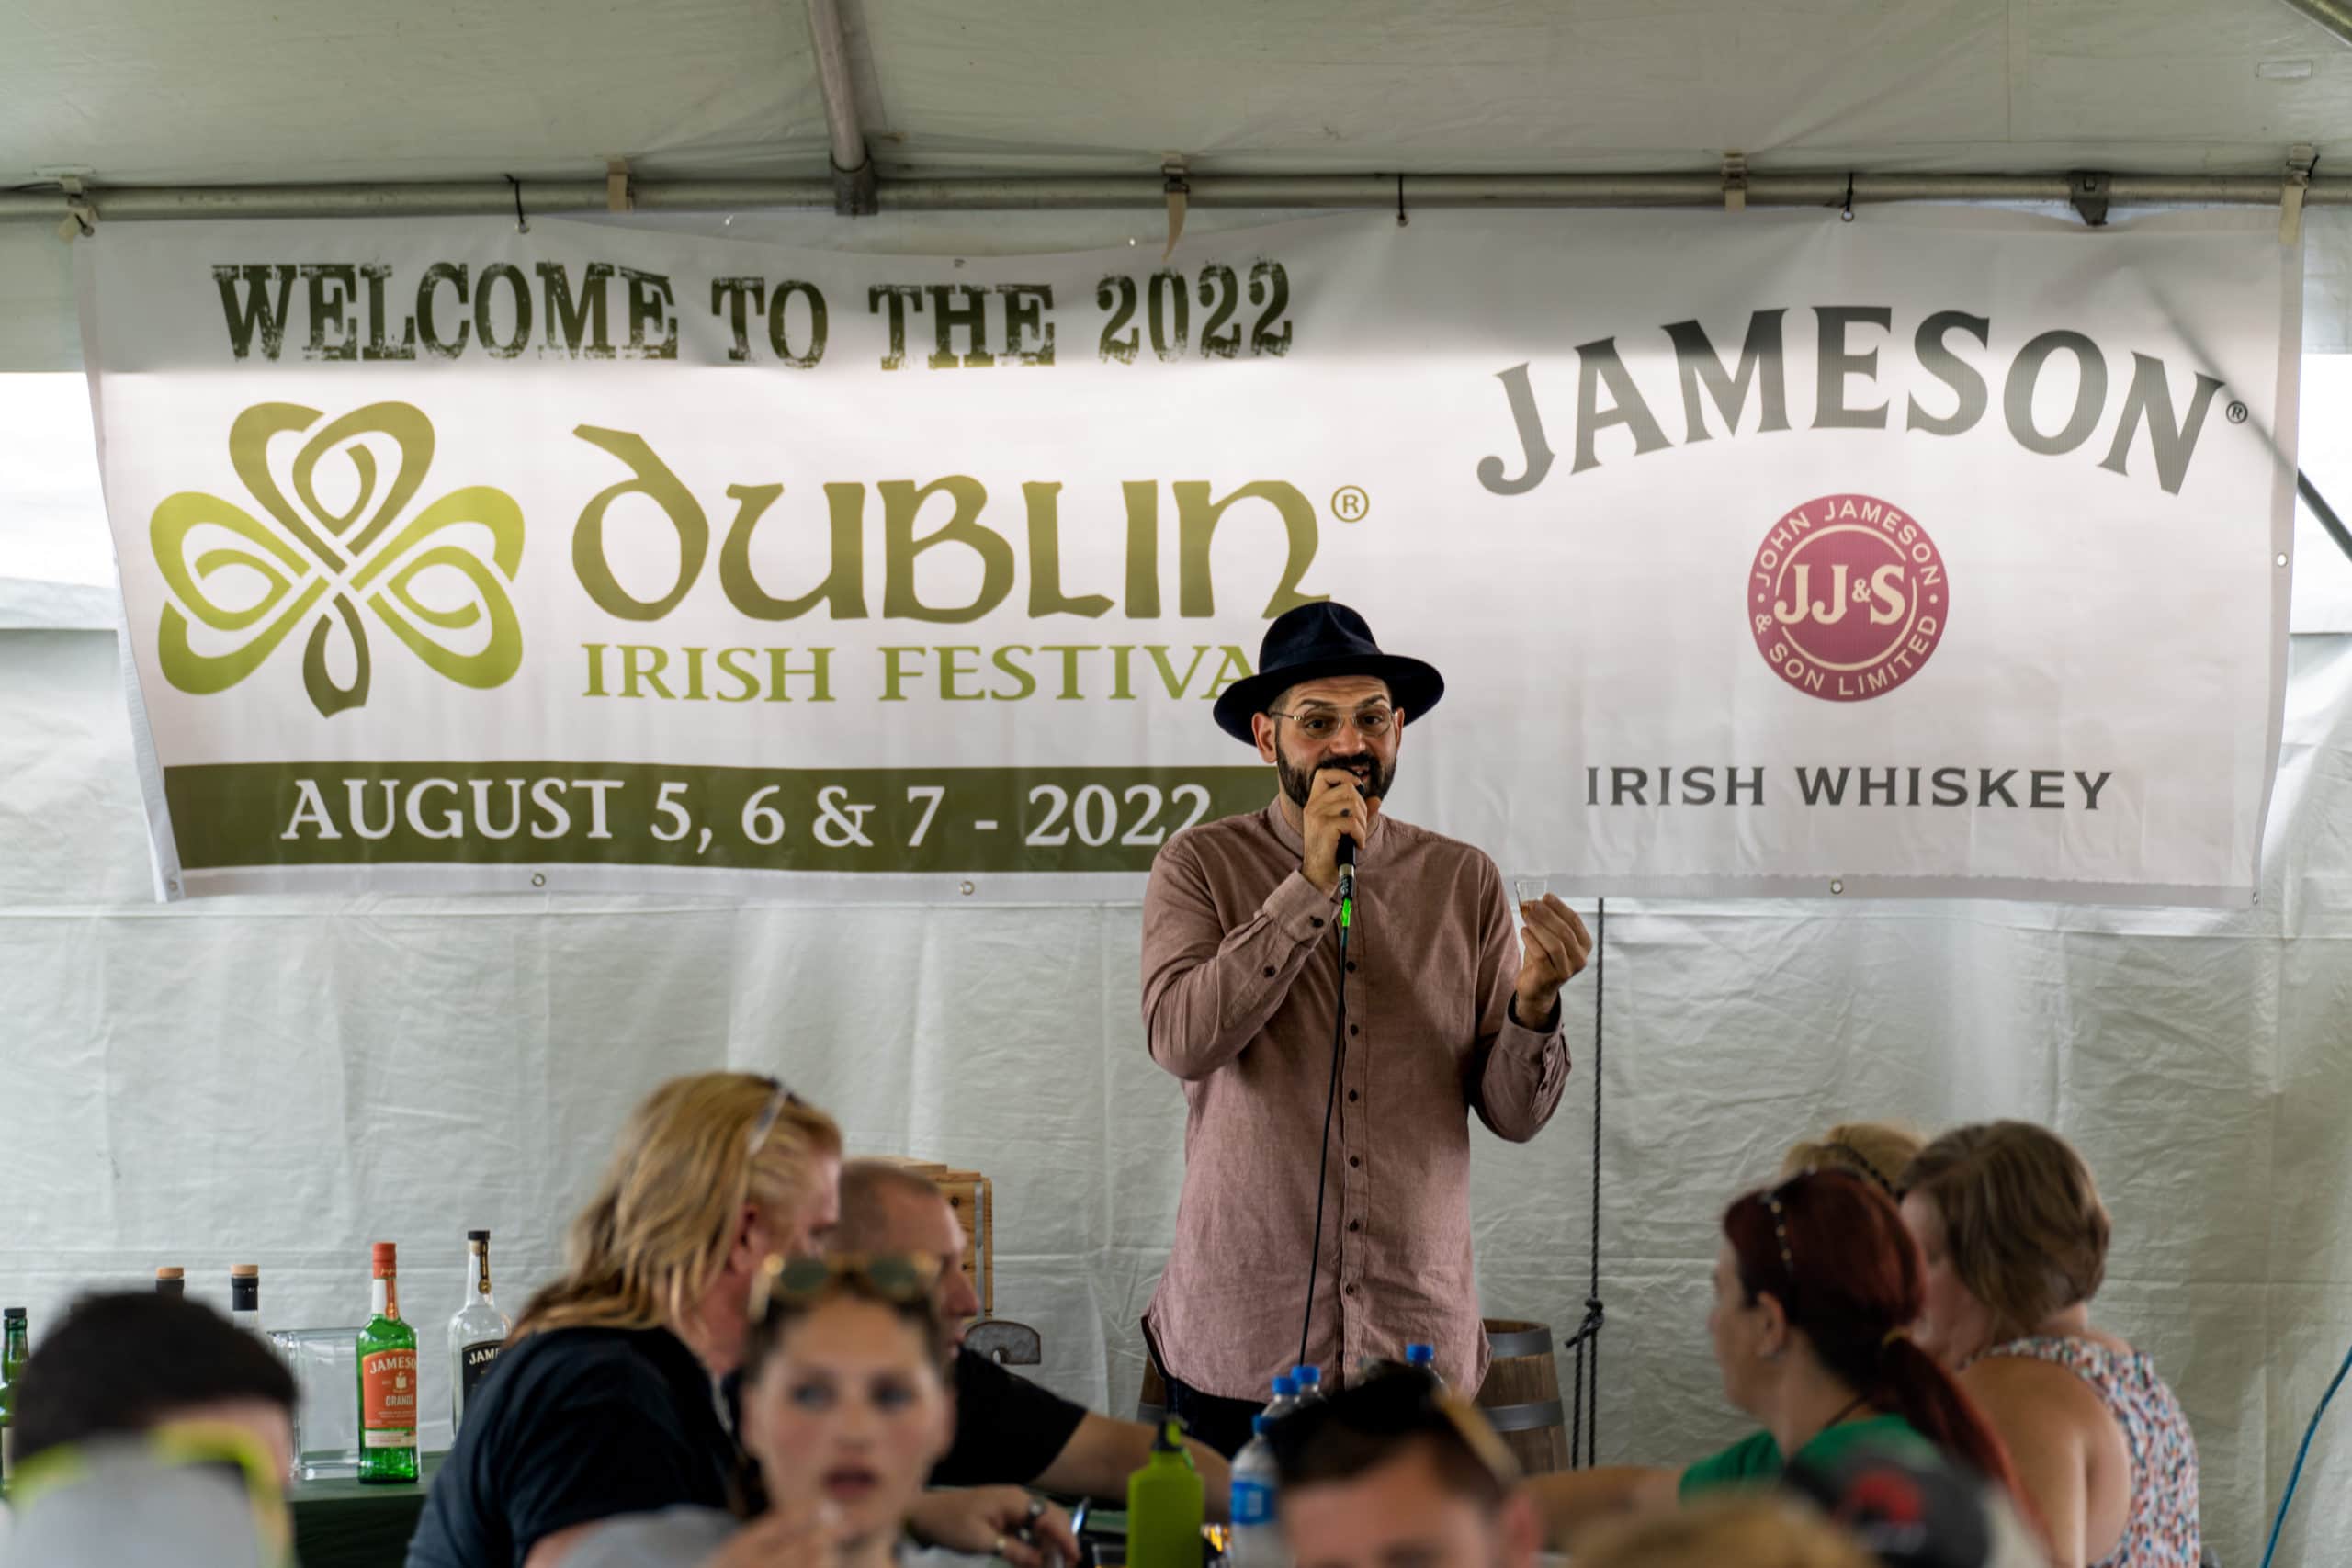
[1138,602,1592,1455]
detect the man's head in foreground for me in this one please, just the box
[13,1291,298,1477]
[1270,1370,1540,1568]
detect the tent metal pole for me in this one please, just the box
[2,170,2348,223]
[2276,0,2352,49]
[2299,473,2352,569]
[804,0,878,216]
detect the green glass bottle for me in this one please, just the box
[356,1242,419,1483]
[1,1306,28,1495]
[1126,1416,1204,1568]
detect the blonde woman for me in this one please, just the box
[406,1073,842,1568]
[1900,1122,2200,1568]
[1781,1121,1925,1200]
[1571,1495,1874,1568]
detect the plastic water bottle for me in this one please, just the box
[1291,1365,1324,1407]
[1263,1372,1300,1422]
[1405,1342,1443,1390]
[1228,1414,1288,1568]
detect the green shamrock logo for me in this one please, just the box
[152,402,524,716]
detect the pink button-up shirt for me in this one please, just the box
[1139,799,1570,1400]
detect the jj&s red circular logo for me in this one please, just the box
[1748,493,1949,702]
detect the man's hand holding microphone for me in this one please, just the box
[1300,765,1378,896]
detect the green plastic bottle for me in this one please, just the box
[1126,1417,1204,1568]
[1,1306,28,1495]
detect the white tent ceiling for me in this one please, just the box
[11,0,2352,370]
[6,0,2352,188]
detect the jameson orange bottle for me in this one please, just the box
[357,1242,420,1483]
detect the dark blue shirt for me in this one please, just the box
[405,1326,735,1568]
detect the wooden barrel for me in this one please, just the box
[1476,1318,1570,1475]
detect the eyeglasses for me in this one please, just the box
[1264,705,1396,741]
[749,1252,944,1323]
[1263,1368,1519,1490]
[746,1078,806,1161]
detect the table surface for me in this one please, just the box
[288,1451,446,1568]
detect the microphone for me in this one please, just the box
[1335,833,1357,910]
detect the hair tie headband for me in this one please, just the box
[1826,1142,1904,1201]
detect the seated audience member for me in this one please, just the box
[1266,1368,1541,1568]
[1526,1170,2023,1545]
[831,1159,1232,1518]
[1783,1445,2049,1568]
[1570,1495,1875,1568]
[407,1073,844,1568]
[1782,1122,1926,1199]
[1,1292,298,1568]
[566,1255,961,1568]
[1901,1122,2200,1567]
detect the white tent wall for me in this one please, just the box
[8,0,2352,1554]
[2,618,2350,1563]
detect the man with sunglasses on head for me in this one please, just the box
[832,1160,1231,1517]
[1270,1368,1542,1568]
[1141,603,1594,1454]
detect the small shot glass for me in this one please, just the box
[1512,875,1549,933]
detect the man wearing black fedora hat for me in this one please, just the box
[1138,601,1594,1456]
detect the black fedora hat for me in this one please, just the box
[1212,602,1444,744]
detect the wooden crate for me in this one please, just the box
[873,1157,993,1317]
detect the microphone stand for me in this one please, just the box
[1296,838,1355,1373]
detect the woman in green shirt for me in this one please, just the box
[1528,1168,2026,1546]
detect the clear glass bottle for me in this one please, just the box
[1,1306,28,1494]
[229,1266,263,1336]
[448,1229,512,1432]
[356,1242,420,1483]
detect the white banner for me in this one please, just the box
[79,209,2297,904]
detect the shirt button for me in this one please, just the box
[1348,1089,1359,1102]
[1310,917,1325,929]
[1263,966,1276,977]
[1348,1219,1361,1232]
[1347,962,1358,973]
[1349,1155,1362,1168]
[1344,1283,1358,1296]
[1349,1023,1359,1036]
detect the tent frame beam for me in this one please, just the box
[804,0,877,217]
[5,169,2352,225]
[2277,0,2352,49]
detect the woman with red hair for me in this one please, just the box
[1527,1169,2025,1547]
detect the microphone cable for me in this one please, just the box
[1296,836,1356,1373]
[2258,1330,2352,1568]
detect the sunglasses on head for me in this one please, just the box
[1263,1368,1520,1489]
[749,1251,943,1323]
[746,1078,807,1159]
